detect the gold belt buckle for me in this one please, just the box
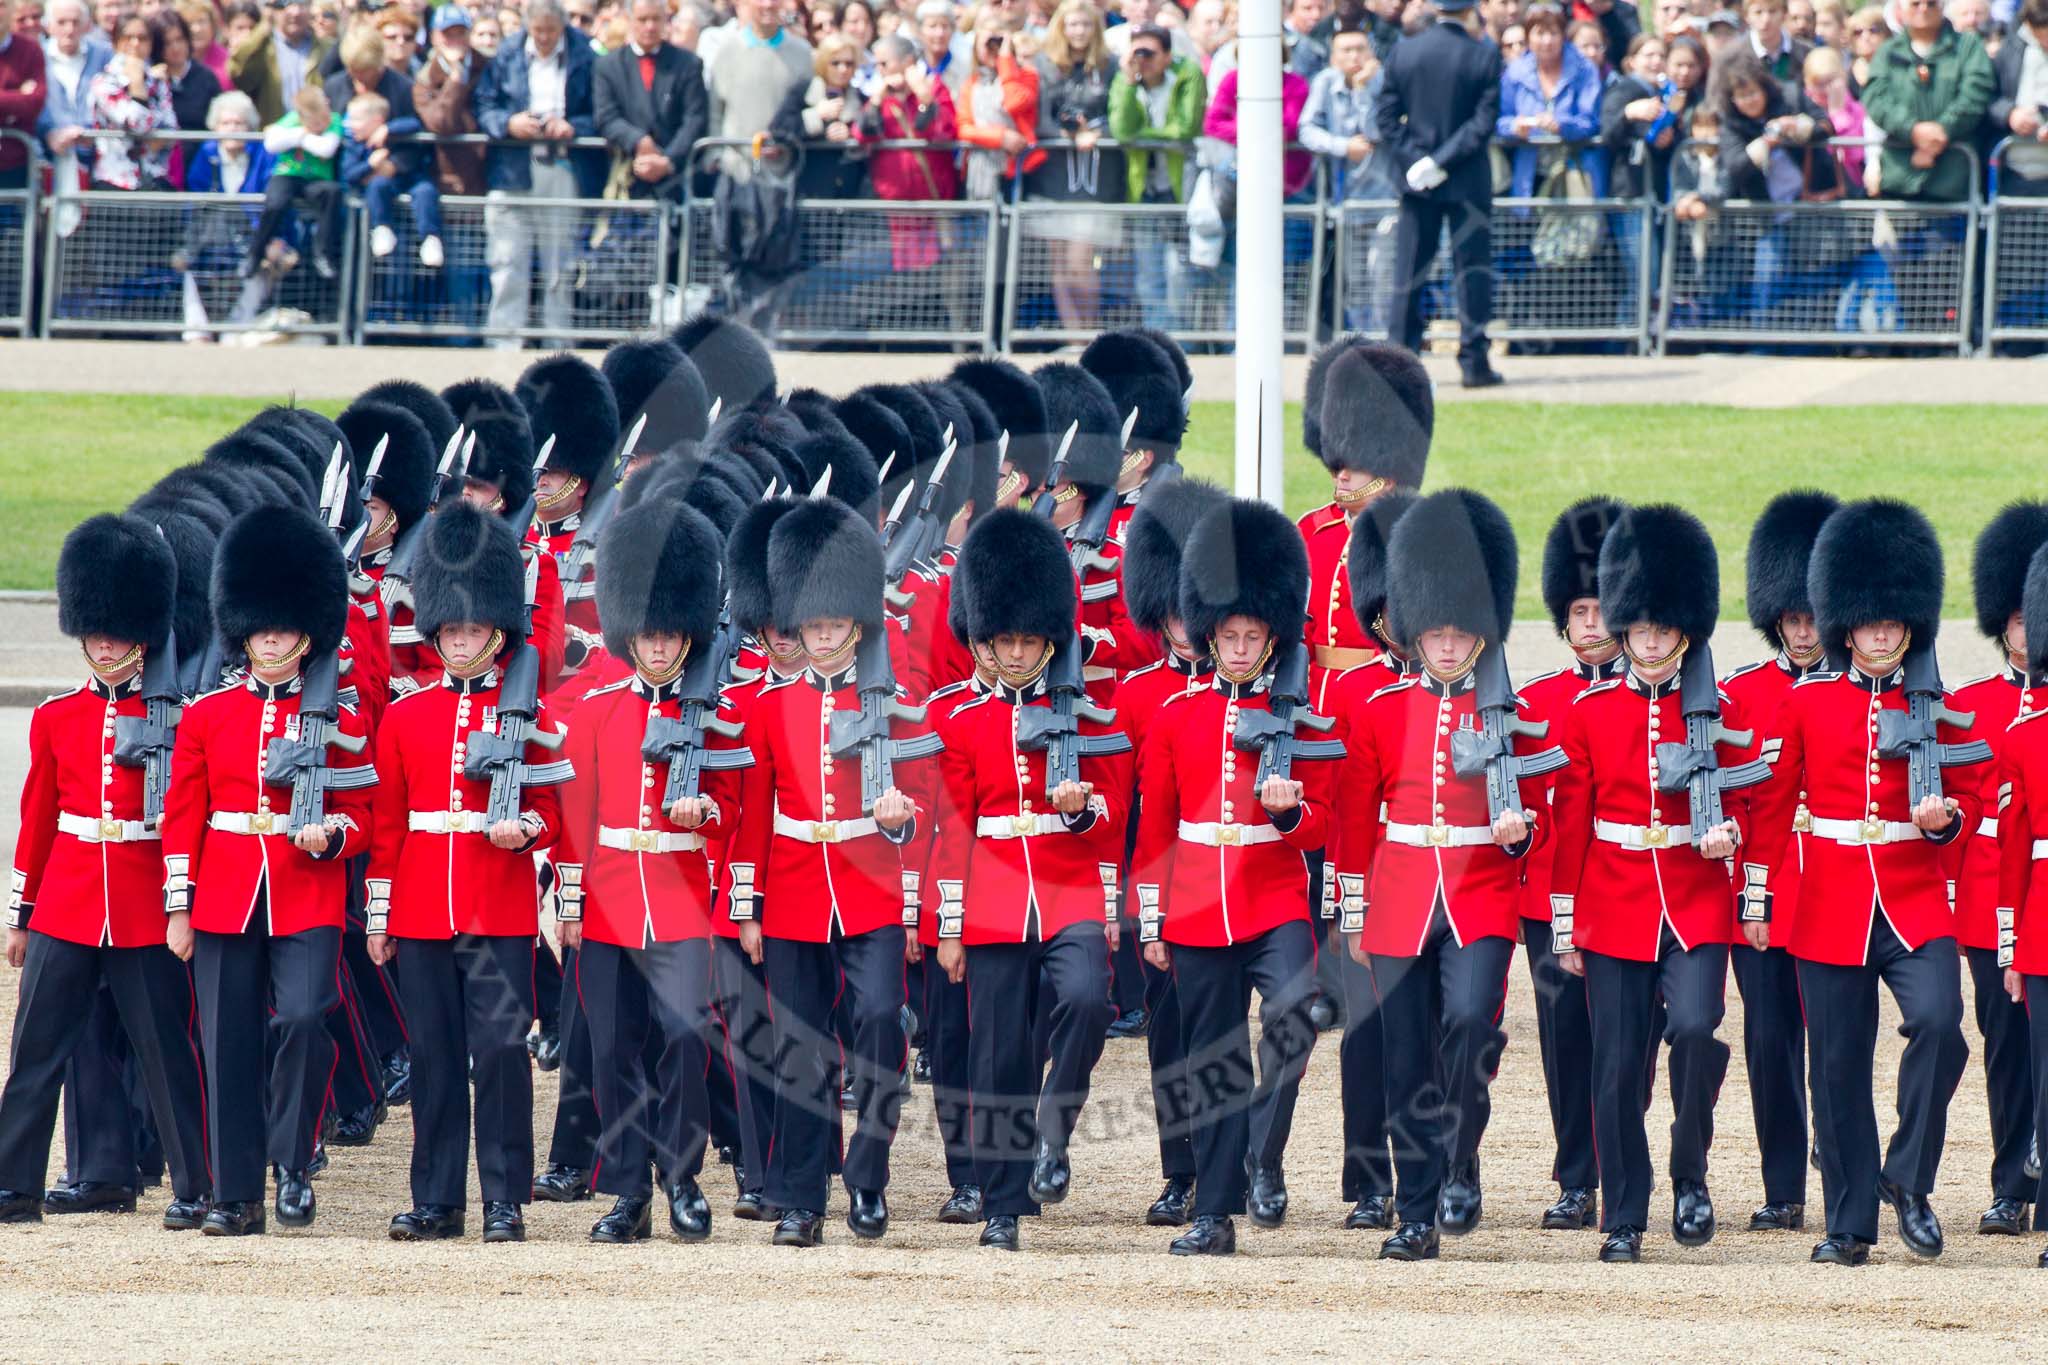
[1012,815,1037,837]
[631,829,660,853]
[1859,819,1887,844]
[1643,824,1670,849]
[1427,822,1451,847]
[99,819,123,842]
[1216,824,1243,847]
[812,821,840,844]
[250,812,274,835]
[1792,807,1813,835]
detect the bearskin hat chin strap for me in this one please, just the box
[249,634,310,673]
[537,475,583,515]
[1421,635,1486,686]
[634,636,691,687]
[1210,636,1275,686]
[1333,476,1390,510]
[1851,628,1911,674]
[1786,638,1826,669]
[808,626,859,677]
[438,629,505,680]
[84,642,143,683]
[991,639,1054,691]
[1622,633,1689,677]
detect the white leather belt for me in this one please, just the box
[1082,665,1116,683]
[1980,816,2000,839]
[408,810,489,834]
[1385,819,1495,849]
[57,812,157,844]
[1594,819,1684,851]
[598,825,706,854]
[976,813,1068,839]
[209,811,285,835]
[774,812,881,844]
[1807,816,1924,847]
[1178,820,1282,848]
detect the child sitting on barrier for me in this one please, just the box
[343,90,446,269]
[245,84,345,281]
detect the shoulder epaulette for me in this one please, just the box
[190,681,241,705]
[1519,666,1570,690]
[1955,672,1997,691]
[952,691,998,716]
[1367,678,1418,703]
[927,679,975,701]
[387,683,439,711]
[38,685,85,707]
[1722,659,1768,683]
[1123,659,1167,683]
[1574,677,1625,702]
[1793,670,1842,688]
[584,678,635,701]
[2009,707,2048,731]
[1158,688,1201,710]
[759,675,799,694]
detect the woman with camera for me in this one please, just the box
[1024,0,1121,333]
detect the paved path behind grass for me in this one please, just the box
[6,338,2046,406]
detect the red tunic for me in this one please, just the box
[366,673,562,939]
[1996,707,2048,973]
[531,513,599,647]
[1073,524,1144,707]
[1745,667,1983,968]
[1130,678,1333,948]
[1335,673,1542,956]
[161,676,375,937]
[1946,665,2034,952]
[908,677,988,948]
[928,681,1131,945]
[556,675,745,948]
[342,595,391,737]
[897,564,975,701]
[1298,502,1376,703]
[9,680,173,949]
[1548,672,1755,962]
[1718,655,1818,948]
[1515,660,1619,923]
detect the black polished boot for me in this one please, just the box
[482,1202,525,1243]
[529,1029,563,1073]
[1599,1225,1643,1262]
[1438,1159,1482,1236]
[1106,1007,1150,1040]
[329,1100,385,1147]
[1980,1196,2029,1235]
[532,1164,592,1202]
[1169,1214,1236,1255]
[938,1184,985,1224]
[589,1195,653,1243]
[162,1195,210,1231]
[668,1176,711,1242]
[0,1189,42,1223]
[1672,1179,1716,1248]
[389,1204,466,1241]
[1245,1160,1288,1229]
[1307,994,1342,1033]
[734,1190,781,1222]
[274,1169,316,1228]
[1811,1233,1870,1266]
[1379,1221,1440,1260]
[1749,1201,1805,1231]
[1542,1186,1598,1230]
[1344,1194,1394,1231]
[1028,1141,1071,1206]
[979,1214,1021,1250]
[42,1181,137,1215]
[380,1048,413,1106]
[1146,1177,1194,1227]
[912,1050,933,1083]
[847,1186,889,1239]
[1878,1177,1944,1259]
[772,1208,825,1246]
[201,1200,266,1236]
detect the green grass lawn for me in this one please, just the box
[6,392,2042,621]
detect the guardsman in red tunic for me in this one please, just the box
[366,504,564,1245]
[1132,499,1332,1258]
[1993,544,2048,1267]
[1335,490,1536,1261]
[928,511,1128,1252]
[1517,495,1626,1233]
[517,352,622,666]
[726,498,935,1248]
[889,390,1002,701]
[339,399,440,688]
[1295,341,1433,701]
[1549,506,1749,1265]
[951,356,1054,517]
[1080,328,1190,556]
[1949,502,2048,1237]
[163,507,376,1237]
[0,517,211,1230]
[1718,490,1838,1236]
[601,336,716,460]
[445,378,567,694]
[1114,477,1229,1230]
[556,500,741,1245]
[1746,499,1977,1266]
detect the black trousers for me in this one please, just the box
[193,913,341,1203]
[326,950,385,1117]
[711,935,776,1196]
[1370,927,1513,1225]
[249,174,342,268]
[580,936,713,1200]
[922,953,976,1190]
[1336,939,1393,1201]
[534,933,564,1032]
[965,924,1114,1218]
[546,943,601,1171]
[1799,932,1967,1242]
[1145,953,1197,1183]
[0,933,208,1202]
[343,853,407,1060]
[61,984,150,1186]
[1731,942,1810,1205]
[2022,976,2048,1208]
[1172,920,1319,1218]
[1524,917,1597,1191]
[1966,944,2035,1201]
[396,934,535,1208]
[1584,937,1729,1232]
[1108,919,1147,1019]
[1390,192,1493,363]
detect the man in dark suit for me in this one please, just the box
[1374,0,1503,388]
[594,0,709,201]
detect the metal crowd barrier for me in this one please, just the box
[0,129,41,337]
[1982,138,2048,355]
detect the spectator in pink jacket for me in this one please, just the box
[856,32,960,269]
[1204,44,1314,195]
[1802,44,1868,187]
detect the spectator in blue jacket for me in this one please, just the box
[1495,2,1609,196]
[474,0,604,345]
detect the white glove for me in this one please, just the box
[1406,156,1447,192]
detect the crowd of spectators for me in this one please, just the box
[0,0,2042,343]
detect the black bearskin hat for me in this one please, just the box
[155,512,219,665]
[1344,489,1417,637]
[144,462,263,520]
[1124,478,1228,636]
[942,380,1001,520]
[916,383,972,463]
[57,514,177,653]
[2023,544,2048,681]
[951,357,1050,491]
[412,500,527,645]
[1302,333,1369,460]
[337,401,436,534]
[1598,503,1720,643]
[1316,343,1433,486]
[1180,498,1309,644]
[211,505,348,659]
[834,393,913,484]
[1810,498,1945,654]
[1744,489,1839,645]
[240,406,335,494]
[443,379,535,518]
[768,497,885,634]
[597,500,724,660]
[1035,362,1122,493]
[206,429,317,505]
[709,406,807,495]
[516,353,621,485]
[1081,330,1186,456]
[1542,496,1626,637]
[1384,489,1517,647]
[442,376,525,426]
[786,388,855,450]
[801,429,881,520]
[860,385,943,506]
[671,314,777,412]
[957,508,1077,644]
[1973,500,2048,642]
[359,378,459,456]
[604,338,712,449]
[683,470,749,539]
[131,467,232,536]
[1135,327,1192,389]
[727,498,797,636]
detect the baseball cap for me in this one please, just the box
[431,3,471,29]
[1128,22,1170,49]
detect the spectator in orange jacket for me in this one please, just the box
[956,17,1041,198]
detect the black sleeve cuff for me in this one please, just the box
[883,816,917,846]
[1269,805,1303,835]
